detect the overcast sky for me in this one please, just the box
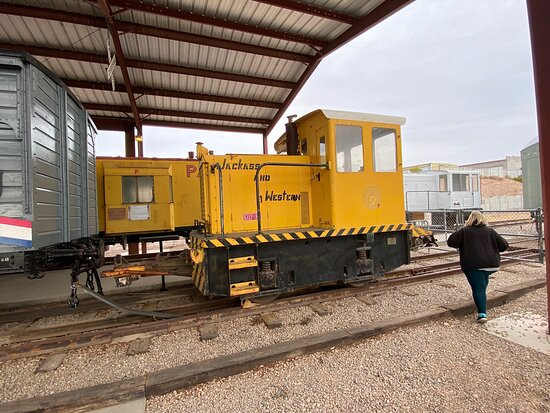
[96,0,538,166]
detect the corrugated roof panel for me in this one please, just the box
[115,8,315,56]
[138,95,276,119]
[38,58,125,85]
[87,110,128,118]
[70,88,130,107]
[144,114,266,130]
[119,32,309,79]
[309,0,386,15]
[0,15,109,53]
[126,67,287,103]
[0,0,406,135]
[158,0,347,41]
[0,0,101,15]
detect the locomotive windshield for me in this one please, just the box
[335,125,363,172]
[373,127,397,172]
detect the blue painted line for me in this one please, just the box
[0,236,32,248]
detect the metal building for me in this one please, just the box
[521,138,542,209]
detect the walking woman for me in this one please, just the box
[447,211,508,323]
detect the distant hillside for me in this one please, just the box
[481,177,522,198]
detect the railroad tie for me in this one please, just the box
[127,337,151,356]
[261,313,282,329]
[199,324,219,341]
[399,289,419,297]
[309,303,331,316]
[35,353,67,373]
[438,282,457,289]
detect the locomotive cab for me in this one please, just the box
[190,109,412,299]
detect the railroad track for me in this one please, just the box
[0,247,538,362]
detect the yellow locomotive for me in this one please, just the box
[189,109,415,299]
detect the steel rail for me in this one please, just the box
[0,249,538,361]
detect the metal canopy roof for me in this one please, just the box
[0,0,412,139]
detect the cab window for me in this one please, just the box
[439,175,448,191]
[452,174,470,191]
[122,176,154,203]
[319,136,326,163]
[300,139,307,155]
[372,128,397,172]
[472,174,479,192]
[335,125,363,172]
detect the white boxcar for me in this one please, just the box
[0,51,98,275]
[403,170,481,211]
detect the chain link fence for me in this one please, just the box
[407,208,544,263]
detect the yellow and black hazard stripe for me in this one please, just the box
[190,223,414,249]
[191,261,206,293]
[189,236,202,249]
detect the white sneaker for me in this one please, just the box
[477,314,488,323]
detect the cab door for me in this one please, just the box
[311,126,331,227]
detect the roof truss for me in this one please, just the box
[0,0,413,136]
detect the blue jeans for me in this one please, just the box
[464,269,494,314]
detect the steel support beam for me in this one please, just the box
[88,0,327,48]
[92,116,266,134]
[526,0,550,333]
[265,60,320,136]
[262,132,269,154]
[83,103,270,125]
[0,42,295,89]
[97,0,142,139]
[265,0,414,136]
[64,78,282,109]
[252,0,356,24]
[0,2,315,63]
[319,0,414,58]
[124,125,136,157]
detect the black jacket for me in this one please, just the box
[447,224,509,272]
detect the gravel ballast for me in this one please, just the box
[0,263,545,403]
[147,287,550,413]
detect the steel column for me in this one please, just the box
[262,132,269,154]
[124,125,135,157]
[527,0,550,333]
[137,138,144,158]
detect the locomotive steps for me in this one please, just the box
[0,276,545,413]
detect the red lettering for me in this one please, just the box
[186,164,197,177]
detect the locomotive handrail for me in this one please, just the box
[211,163,225,237]
[254,162,328,234]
